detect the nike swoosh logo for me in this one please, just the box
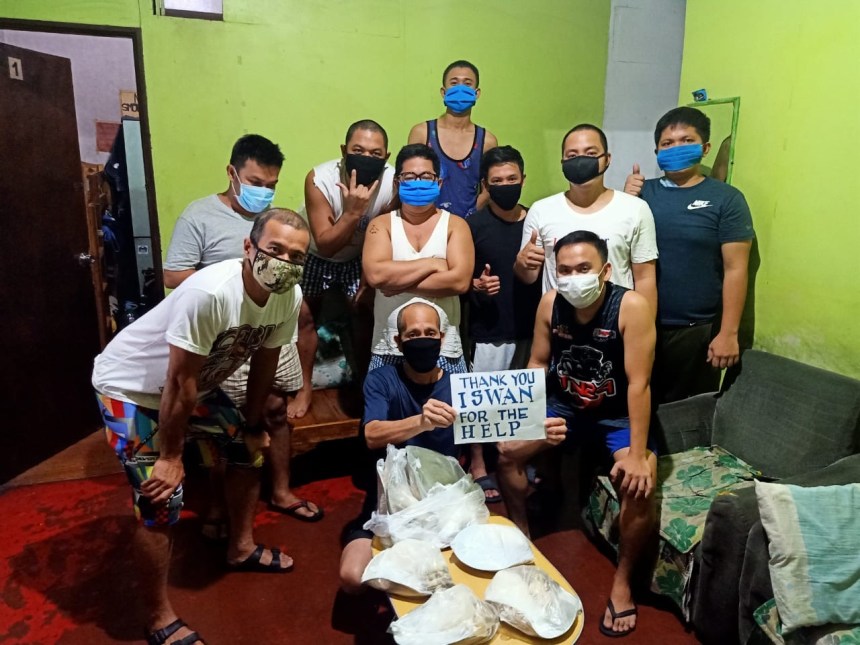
[687,204,710,210]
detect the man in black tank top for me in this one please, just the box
[496,230,658,637]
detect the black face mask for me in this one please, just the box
[400,337,441,373]
[487,183,522,211]
[344,154,386,187]
[561,154,608,185]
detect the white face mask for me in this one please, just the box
[556,265,606,308]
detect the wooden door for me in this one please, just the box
[0,43,102,483]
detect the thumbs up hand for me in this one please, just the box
[516,229,546,273]
[473,263,501,296]
[624,162,645,196]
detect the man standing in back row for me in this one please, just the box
[408,60,498,218]
[624,107,754,402]
[514,124,658,314]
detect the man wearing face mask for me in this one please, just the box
[498,230,657,637]
[338,299,457,592]
[407,60,498,218]
[515,124,658,315]
[93,210,309,645]
[162,135,323,526]
[623,107,754,402]
[467,145,542,502]
[293,120,397,416]
[363,143,474,374]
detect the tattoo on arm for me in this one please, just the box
[368,224,379,234]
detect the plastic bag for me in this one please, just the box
[377,444,418,514]
[405,445,465,498]
[389,584,499,645]
[361,538,453,597]
[484,565,583,639]
[365,475,489,548]
[451,523,534,571]
[376,445,466,515]
[367,445,488,548]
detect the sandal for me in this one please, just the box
[146,618,204,645]
[200,519,228,543]
[474,475,503,503]
[268,499,325,522]
[598,598,638,638]
[228,544,293,573]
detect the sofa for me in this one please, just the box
[584,349,860,644]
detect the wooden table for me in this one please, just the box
[376,515,585,644]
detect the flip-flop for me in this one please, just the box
[268,499,325,522]
[228,544,293,573]
[146,618,205,645]
[474,475,503,503]
[598,598,638,637]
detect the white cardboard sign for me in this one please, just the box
[451,369,546,445]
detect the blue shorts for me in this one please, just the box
[547,401,658,456]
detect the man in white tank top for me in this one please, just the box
[292,121,397,417]
[362,143,474,373]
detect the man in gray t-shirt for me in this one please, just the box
[164,194,258,276]
[163,134,323,524]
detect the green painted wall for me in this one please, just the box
[680,0,860,378]
[1,0,609,261]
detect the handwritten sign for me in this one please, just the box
[451,369,546,445]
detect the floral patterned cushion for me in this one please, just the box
[755,598,860,645]
[586,445,760,616]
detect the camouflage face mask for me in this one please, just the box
[251,248,303,294]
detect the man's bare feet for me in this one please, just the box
[287,387,312,419]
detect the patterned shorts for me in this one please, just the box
[219,343,302,406]
[96,388,261,527]
[368,353,468,374]
[301,254,362,299]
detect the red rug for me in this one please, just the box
[0,470,698,644]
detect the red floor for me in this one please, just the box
[0,455,699,644]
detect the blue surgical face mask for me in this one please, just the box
[398,179,441,207]
[231,167,275,214]
[443,85,477,113]
[656,143,703,172]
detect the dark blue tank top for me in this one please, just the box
[548,283,629,420]
[426,119,485,218]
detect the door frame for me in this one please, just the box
[0,18,163,291]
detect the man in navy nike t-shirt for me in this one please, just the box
[625,107,754,402]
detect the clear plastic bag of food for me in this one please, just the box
[376,445,466,514]
[361,538,453,597]
[484,565,583,639]
[389,584,499,645]
[365,475,489,548]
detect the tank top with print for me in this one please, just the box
[548,282,629,420]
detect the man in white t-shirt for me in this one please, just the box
[514,124,658,312]
[295,120,396,413]
[162,134,321,525]
[93,210,307,645]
